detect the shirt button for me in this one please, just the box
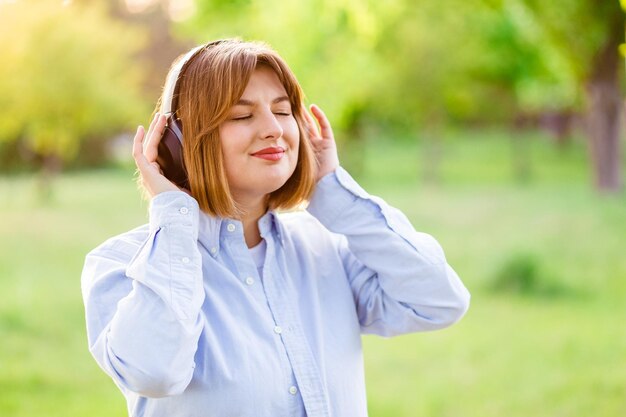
[210,247,217,255]
[227,223,236,232]
[289,386,298,395]
[245,277,254,286]
[273,326,282,334]
[179,207,189,215]
[181,257,190,264]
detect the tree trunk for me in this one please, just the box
[36,153,62,203]
[585,7,623,193]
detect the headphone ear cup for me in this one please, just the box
[156,116,189,190]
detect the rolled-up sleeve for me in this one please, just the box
[81,191,204,397]
[307,167,470,337]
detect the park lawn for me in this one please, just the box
[0,131,625,417]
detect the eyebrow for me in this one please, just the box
[235,96,290,106]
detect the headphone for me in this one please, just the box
[156,41,224,189]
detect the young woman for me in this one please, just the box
[81,39,470,417]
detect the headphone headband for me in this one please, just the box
[160,45,205,116]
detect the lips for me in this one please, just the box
[251,146,285,161]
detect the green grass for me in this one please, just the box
[1,131,625,416]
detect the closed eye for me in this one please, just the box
[232,115,252,121]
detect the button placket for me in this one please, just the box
[262,237,331,416]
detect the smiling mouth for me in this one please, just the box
[251,147,285,161]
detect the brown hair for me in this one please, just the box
[163,39,316,218]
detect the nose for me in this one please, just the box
[259,109,283,140]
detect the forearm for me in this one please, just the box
[307,167,470,333]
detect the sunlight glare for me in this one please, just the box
[125,0,157,14]
[168,0,195,22]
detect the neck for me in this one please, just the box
[235,194,267,248]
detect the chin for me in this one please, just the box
[263,176,291,194]
[232,163,296,198]
[263,164,295,182]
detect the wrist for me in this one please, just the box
[316,163,339,182]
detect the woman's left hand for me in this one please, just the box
[303,104,339,182]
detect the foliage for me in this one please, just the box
[0,0,150,165]
[179,0,389,134]
[472,1,580,113]
[179,0,603,130]
[491,252,543,294]
[519,0,621,81]
[489,251,569,297]
[182,0,477,130]
[179,0,624,192]
[0,0,621,191]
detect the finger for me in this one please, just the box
[145,114,167,162]
[303,104,318,127]
[132,126,149,170]
[143,113,160,151]
[310,104,333,140]
[303,115,319,139]
[301,104,320,138]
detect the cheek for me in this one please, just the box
[218,133,242,182]
[286,121,300,149]
[289,130,300,166]
[292,137,300,160]
[219,127,247,159]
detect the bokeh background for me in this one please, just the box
[1,0,625,416]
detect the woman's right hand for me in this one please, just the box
[133,113,181,198]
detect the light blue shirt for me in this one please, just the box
[81,167,470,417]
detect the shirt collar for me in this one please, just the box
[260,210,287,247]
[197,210,286,258]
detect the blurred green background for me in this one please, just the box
[1,0,625,416]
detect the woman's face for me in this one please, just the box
[218,66,300,204]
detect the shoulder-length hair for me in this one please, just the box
[162,39,316,218]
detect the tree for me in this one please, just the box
[0,0,150,178]
[515,0,624,192]
[371,0,625,191]
[171,0,624,190]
